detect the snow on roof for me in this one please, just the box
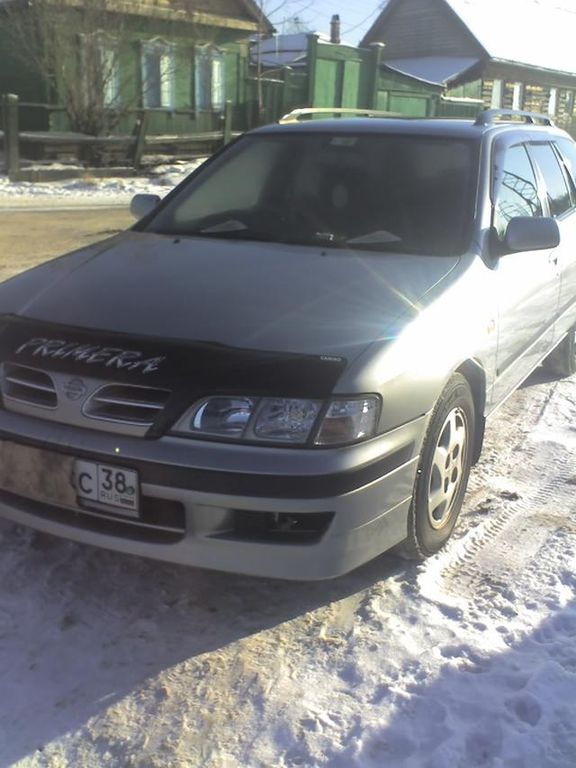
[384,56,480,86]
[445,0,576,76]
[257,51,308,68]
[252,32,356,68]
[254,32,317,53]
[252,33,312,67]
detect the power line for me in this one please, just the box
[341,5,382,35]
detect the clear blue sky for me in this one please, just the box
[270,0,386,46]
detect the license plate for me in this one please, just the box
[73,461,139,517]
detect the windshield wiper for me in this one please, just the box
[301,229,413,251]
[199,219,248,234]
[344,230,424,253]
[153,225,418,250]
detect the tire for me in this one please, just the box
[542,324,576,378]
[398,373,475,560]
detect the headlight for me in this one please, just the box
[314,397,380,445]
[171,394,380,446]
[185,396,255,438]
[253,398,322,443]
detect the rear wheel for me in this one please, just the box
[543,324,576,378]
[398,373,475,560]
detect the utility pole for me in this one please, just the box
[257,0,265,124]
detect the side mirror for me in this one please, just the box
[130,193,161,220]
[504,216,560,253]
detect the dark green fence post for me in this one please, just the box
[3,94,20,182]
[307,34,319,106]
[280,67,292,116]
[131,110,149,170]
[222,100,233,146]
[369,43,385,110]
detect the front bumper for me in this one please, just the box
[0,408,426,580]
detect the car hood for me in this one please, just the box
[0,231,459,360]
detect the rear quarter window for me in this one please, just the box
[554,137,576,203]
[529,142,572,217]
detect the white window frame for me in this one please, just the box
[80,32,121,109]
[512,82,523,111]
[141,39,175,109]
[548,87,558,116]
[195,45,226,112]
[100,43,121,107]
[491,79,503,108]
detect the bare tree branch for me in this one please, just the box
[0,0,206,146]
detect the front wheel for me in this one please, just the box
[398,373,475,560]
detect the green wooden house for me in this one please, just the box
[0,0,272,137]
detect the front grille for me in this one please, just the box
[2,363,57,409]
[83,383,171,426]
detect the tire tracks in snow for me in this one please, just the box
[427,376,576,599]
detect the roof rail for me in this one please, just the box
[474,108,555,127]
[278,107,403,124]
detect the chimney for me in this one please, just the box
[330,14,341,45]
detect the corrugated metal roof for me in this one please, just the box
[384,56,479,85]
[445,0,576,76]
[251,32,355,68]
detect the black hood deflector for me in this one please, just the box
[0,316,347,434]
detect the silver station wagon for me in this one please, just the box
[0,108,575,579]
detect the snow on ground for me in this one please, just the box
[0,160,204,208]
[0,180,575,766]
[0,372,574,767]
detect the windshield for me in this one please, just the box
[146,132,478,255]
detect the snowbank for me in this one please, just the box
[0,160,205,208]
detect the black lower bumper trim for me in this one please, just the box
[137,444,415,498]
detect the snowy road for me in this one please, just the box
[0,183,575,767]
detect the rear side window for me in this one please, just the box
[529,142,572,217]
[494,144,542,239]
